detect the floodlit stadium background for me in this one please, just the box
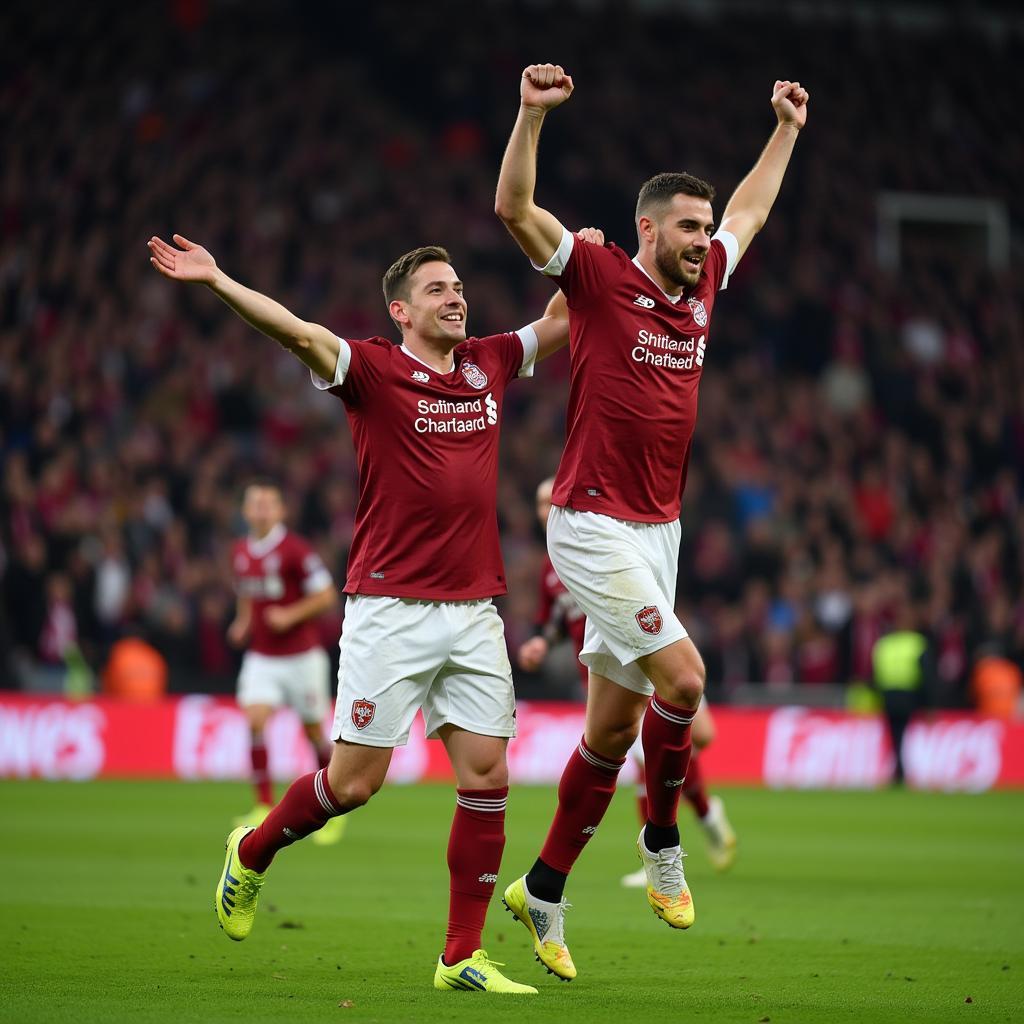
[1,0,1022,786]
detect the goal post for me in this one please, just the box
[876,191,1010,272]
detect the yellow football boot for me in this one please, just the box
[636,830,695,929]
[214,826,266,941]
[433,949,537,994]
[501,876,576,981]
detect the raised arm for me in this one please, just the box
[147,234,340,382]
[718,80,810,261]
[494,63,574,267]
[528,226,604,361]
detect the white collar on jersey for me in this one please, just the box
[631,256,684,304]
[401,343,455,375]
[247,522,286,558]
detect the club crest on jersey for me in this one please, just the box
[635,605,663,635]
[687,297,708,327]
[460,362,488,389]
[411,370,430,383]
[633,294,656,308]
[351,698,376,730]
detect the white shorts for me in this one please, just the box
[331,595,517,748]
[547,505,687,696]
[237,647,331,724]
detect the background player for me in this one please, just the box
[148,226,601,995]
[495,64,807,979]
[227,479,344,845]
[518,477,736,886]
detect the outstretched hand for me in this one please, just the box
[771,80,809,129]
[521,63,574,112]
[148,234,218,284]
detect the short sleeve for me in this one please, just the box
[309,338,352,390]
[310,337,389,405]
[515,325,539,379]
[710,230,740,291]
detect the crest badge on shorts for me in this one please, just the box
[461,362,488,389]
[687,296,708,327]
[351,698,376,730]
[635,605,663,635]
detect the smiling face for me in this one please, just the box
[391,261,468,345]
[642,193,715,291]
[634,171,716,294]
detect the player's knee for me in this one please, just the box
[662,667,705,711]
[327,771,384,811]
[589,720,639,759]
[466,763,509,790]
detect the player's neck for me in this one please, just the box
[634,251,684,299]
[402,334,456,374]
[250,522,283,543]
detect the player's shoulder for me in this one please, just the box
[576,238,631,267]
[348,335,397,357]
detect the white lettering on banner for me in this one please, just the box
[904,719,1004,792]
[174,696,250,779]
[763,708,889,788]
[173,696,321,780]
[0,703,105,779]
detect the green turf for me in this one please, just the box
[1,780,1022,1023]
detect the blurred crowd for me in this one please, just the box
[1,1,1022,704]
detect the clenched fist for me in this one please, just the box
[771,80,810,129]
[521,63,574,113]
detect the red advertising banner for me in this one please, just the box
[0,693,1021,791]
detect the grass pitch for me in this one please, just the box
[2,779,1022,1023]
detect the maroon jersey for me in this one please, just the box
[540,229,736,522]
[232,525,334,656]
[314,332,535,600]
[534,553,587,686]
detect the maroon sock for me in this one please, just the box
[539,738,625,874]
[635,760,650,825]
[239,768,340,872]
[682,749,711,819]
[251,734,273,806]
[444,788,507,965]
[642,696,695,827]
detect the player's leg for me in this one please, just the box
[687,701,736,870]
[504,672,646,980]
[235,652,284,825]
[427,601,535,994]
[216,740,391,941]
[531,672,647,900]
[216,594,436,942]
[629,636,703,927]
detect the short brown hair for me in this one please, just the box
[636,172,716,222]
[382,245,451,306]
